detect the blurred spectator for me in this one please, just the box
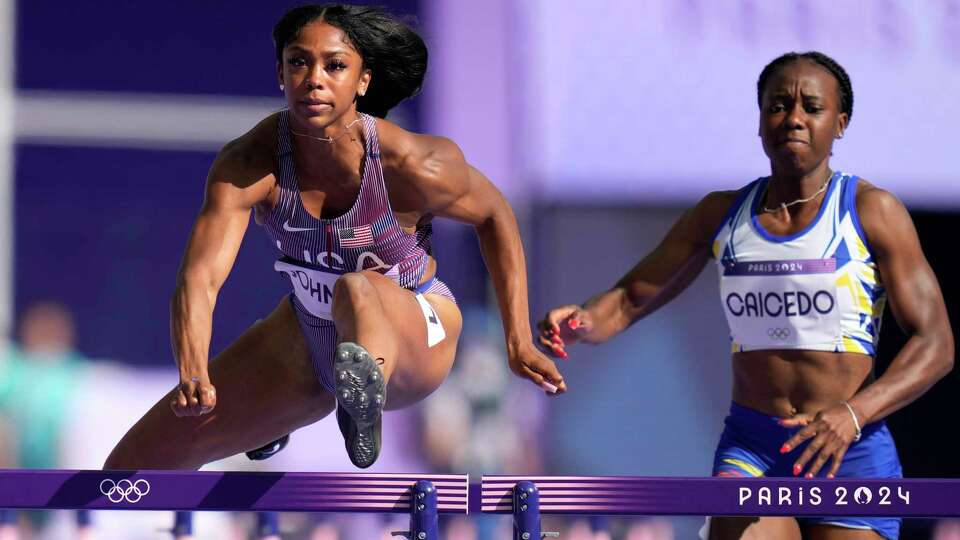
[1,301,86,469]
[0,302,90,538]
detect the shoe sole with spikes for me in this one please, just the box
[334,342,386,469]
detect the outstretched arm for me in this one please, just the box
[170,138,274,416]
[468,166,564,391]
[537,191,735,356]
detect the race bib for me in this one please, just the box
[720,259,842,349]
[415,293,446,347]
[275,259,342,320]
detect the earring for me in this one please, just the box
[837,132,844,139]
[280,84,285,91]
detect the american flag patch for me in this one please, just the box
[338,225,374,248]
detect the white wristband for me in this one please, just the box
[842,401,862,442]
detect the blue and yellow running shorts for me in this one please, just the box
[713,402,903,540]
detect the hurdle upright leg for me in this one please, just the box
[512,481,558,539]
[392,479,439,539]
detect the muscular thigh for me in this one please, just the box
[360,272,463,409]
[104,298,334,470]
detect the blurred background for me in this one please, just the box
[1,0,958,539]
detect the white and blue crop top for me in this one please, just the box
[711,171,885,355]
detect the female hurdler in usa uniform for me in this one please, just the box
[105,4,565,472]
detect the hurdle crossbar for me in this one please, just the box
[479,476,960,518]
[0,470,468,513]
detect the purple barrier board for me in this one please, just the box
[0,470,468,513]
[480,476,960,518]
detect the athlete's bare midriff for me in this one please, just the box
[732,350,875,418]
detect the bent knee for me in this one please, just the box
[332,272,381,306]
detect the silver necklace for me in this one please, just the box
[761,172,832,214]
[290,116,363,144]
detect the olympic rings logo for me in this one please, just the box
[767,327,791,340]
[99,478,150,503]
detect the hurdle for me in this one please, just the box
[0,470,467,539]
[479,475,960,538]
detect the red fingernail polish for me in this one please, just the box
[568,319,580,329]
[780,444,790,454]
[793,464,801,476]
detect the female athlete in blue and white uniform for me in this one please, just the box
[538,52,953,540]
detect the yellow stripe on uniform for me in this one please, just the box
[843,336,868,354]
[721,458,765,477]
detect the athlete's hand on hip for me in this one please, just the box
[508,342,567,395]
[778,403,862,478]
[536,305,593,359]
[170,372,217,417]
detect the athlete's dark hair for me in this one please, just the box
[756,51,853,123]
[273,4,427,118]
